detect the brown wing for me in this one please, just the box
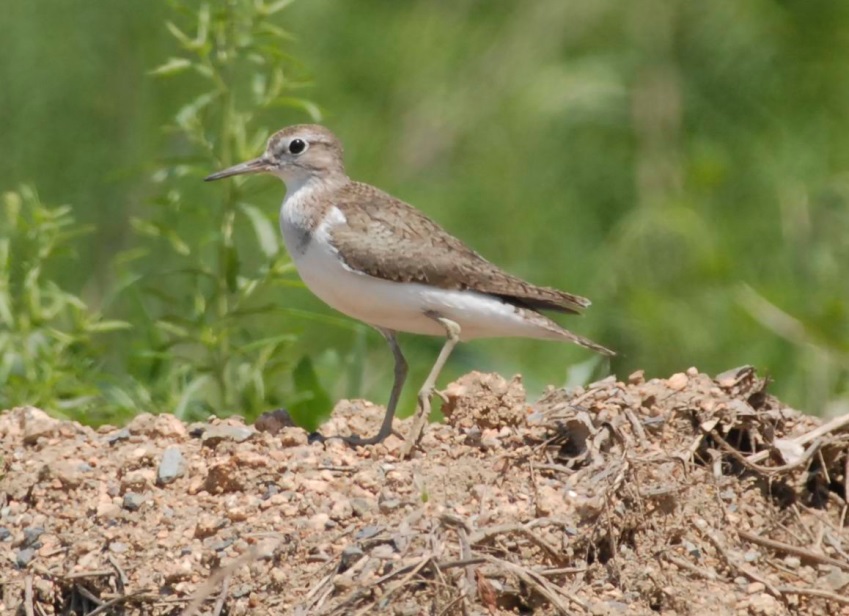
[328,182,590,314]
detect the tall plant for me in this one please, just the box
[129,0,329,422]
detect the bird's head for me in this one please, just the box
[205,124,346,188]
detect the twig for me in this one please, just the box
[24,576,34,616]
[85,591,157,616]
[180,540,278,616]
[352,553,432,616]
[776,585,849,605]
[625,408,649,449]
[662,552,716,581]
[211,575,230,616]
[710,429,822,475]
[63,569,114,579]
[76,584,104,607]
[482,554,586,613]
[469,523,563,564]
[107,554,128,590]
[738,530,849,572]
[745,413,849,465]
[695,520,782,599]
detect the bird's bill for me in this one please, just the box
[204,157,273,181]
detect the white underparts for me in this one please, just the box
[279,194,570,341]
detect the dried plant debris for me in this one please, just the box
[1,367,848,615]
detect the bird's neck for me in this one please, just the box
[283,171,349,202]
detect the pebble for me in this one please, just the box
[109,541,128,553]
[16,548,35,567]
[307,512,330,530]
[329,497,353,521]
[22,527,45,548]
[0,527,11,541]
[20,407,61,445]
[278,427,309,447]
[157,445,185,485]
[122,492,145,511]
[339,545,364,571]
[355,525,383,541]
[121,469,156,493]
[667,373,689,391]
[350,497,374,517]
[202,425,255,447]
[746,582,765,594]
[106,428,131,445]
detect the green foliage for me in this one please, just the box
[0,187,129,415]
[122,0,328,421]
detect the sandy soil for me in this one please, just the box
[1,366,848,615]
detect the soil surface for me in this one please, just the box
[2,367,849,615]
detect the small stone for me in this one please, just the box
[307,512,330,530]
[106,428,131,444]
[194,514,224,539]
[122,493,145,511]
[204,462,244,494]
[22,527,45,548]
[329,497,353,521]
[302,479,329,494]
[16,548,35,567]
[746,582,765,594]
[254,408,297,435]
[627,370,645,385]
[278,427,309,447]
[157,446,185,485]
[96,502,122,519]
[371,544,395,559]
[0,527,11,541]
[350,498,374,517]
[355,526,383,541]
[339,545,364,572]
[202,425,255,447]
[784,556,801,569]
[378,495,401,513]
[121,469,156,494]
[109,542,128,554]
[667,373,688,391]
[824,568,849,591]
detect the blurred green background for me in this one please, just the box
[1,0,847,424]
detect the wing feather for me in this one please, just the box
[328,182,589,314]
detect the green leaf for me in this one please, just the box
[149,57,192,77]
[173,374,213,420]
[225,245,240,293]
[289,355,333,431]
[86,320,133,333]
[260,0,295,17]
[238,202,279,257]
[267,97,323,122]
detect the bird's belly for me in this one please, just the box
[290,236,551,341]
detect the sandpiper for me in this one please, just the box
[205,124,613,450]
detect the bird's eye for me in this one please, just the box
[289,138,307,155]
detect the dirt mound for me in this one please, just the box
[1,367,848,615]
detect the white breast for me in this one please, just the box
[279,194,564,342]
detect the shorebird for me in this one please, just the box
[205,124,613,450]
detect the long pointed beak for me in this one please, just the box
[204,157,273,182]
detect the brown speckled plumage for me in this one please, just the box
[329,181,590,314]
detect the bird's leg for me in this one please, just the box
[342,329,408,447]
[401,314,461,458]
